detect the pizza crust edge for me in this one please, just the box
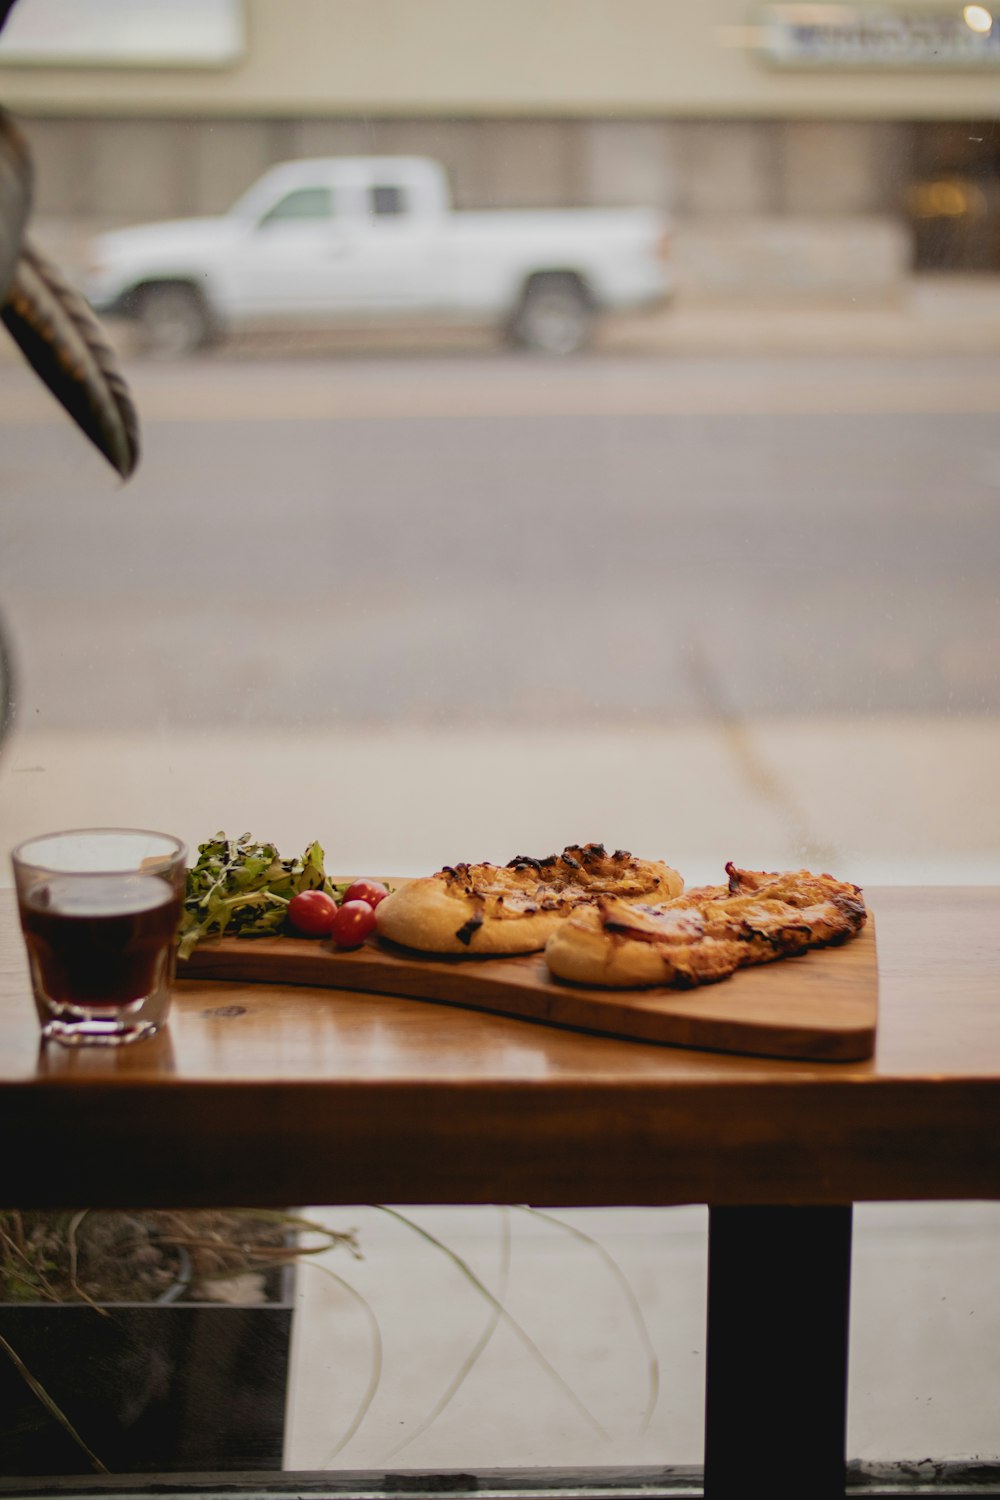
[544,906,677,987]
[375,876,565,954]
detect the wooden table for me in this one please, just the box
[2,887,999,1498]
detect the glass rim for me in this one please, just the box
[11,826,187,877]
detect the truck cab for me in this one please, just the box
[86,156,671,356]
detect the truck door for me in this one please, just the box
[222,183,360,316]
[339,180,442,310]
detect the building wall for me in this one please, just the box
[22,114,912,223]
[0,0,997,120]
[6,3,992,287]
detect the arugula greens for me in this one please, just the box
[177,832,347,960]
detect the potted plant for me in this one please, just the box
[0,1208,353,1476]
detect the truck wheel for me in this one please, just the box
[510,273,594,355]
[135,283,216,358]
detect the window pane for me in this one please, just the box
[371,184,406,216]
[0,0,998,1482]
[260,185,334,224]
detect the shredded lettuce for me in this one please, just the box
[177,832,347,960]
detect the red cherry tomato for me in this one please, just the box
[330,899,377,949]
[287,889,339,937]
[342,879,389,909]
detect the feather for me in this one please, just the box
[0,110,31,301]
[2,238,140,478]
[0,2,21,36]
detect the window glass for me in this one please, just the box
[259,185,334,225]
[0,0,998,1484]
[370,183,406,216]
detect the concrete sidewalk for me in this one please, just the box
[603,276,1000,357]
[0,716,996,885]
[4,271,1000,363]
[176,279,1000,360]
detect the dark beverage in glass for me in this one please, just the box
[12,829,187,1046]
[20,875,183,1008]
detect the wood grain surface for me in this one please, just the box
[179,921,878,1062]
[1,888,999,1210]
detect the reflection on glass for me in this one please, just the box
[964,5,994,34]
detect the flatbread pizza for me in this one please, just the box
[544,862,867,989]
[375,843,684,955]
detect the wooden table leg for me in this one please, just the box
[704,1204,853,1500]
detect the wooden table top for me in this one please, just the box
[1,887,998,1209]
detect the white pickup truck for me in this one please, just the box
[85,155,671,356]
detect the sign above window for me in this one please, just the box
[0,0,245,68]
[758,3,1000,67]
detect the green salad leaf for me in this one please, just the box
[177,832,347,960]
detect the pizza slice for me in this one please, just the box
[374,843,684,955]
[544,863,867,989]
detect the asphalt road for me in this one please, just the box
[1,349,998,730]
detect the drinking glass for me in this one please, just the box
[12,828,187,1046]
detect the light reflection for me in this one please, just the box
[906,178,988,218]
[963,4,994,33]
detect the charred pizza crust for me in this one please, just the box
[375,843,684,955]
[544,862,866,988]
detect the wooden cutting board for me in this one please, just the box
[178,918,878,1062]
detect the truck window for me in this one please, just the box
[259,186,335,226]
[370,184,406,216]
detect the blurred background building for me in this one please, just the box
[0,0,998,300]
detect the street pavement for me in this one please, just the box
[2,351,999,727]
[0,345,996,884]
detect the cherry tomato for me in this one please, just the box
[342,879,389,909]
[330,899,377,949]
[287,889,339,937]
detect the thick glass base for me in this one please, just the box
[36,992,169,1047]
